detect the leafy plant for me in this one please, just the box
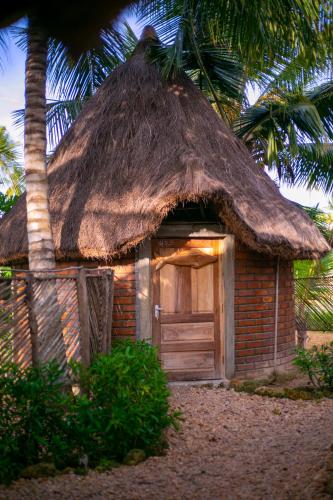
[0,192,20,216]
[0,362,74,484]
[0,341,178,484]
[71,340,179,465]
[293,342,333,391]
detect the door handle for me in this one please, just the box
[154,305,163,320]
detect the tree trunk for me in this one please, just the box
[25,19,55,271]
[24,20,68,372]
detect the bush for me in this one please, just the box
[73,341,178,464]
[293,342,333,391]
[0,341,178,484]
[0,362,74,484]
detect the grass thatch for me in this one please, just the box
[0,27,330,264]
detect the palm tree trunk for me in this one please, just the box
[24,20,68,371]
[25,19,55,271]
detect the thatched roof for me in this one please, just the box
[0,27,330,264]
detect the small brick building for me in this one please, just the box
[0,27,329,380]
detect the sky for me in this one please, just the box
[0,20,331,212]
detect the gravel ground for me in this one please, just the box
[1,386,333,500]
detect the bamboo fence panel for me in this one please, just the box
[0,267,114,369]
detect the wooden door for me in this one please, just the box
[152,239,222,381]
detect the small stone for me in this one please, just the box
[123,449,146,466]
[20,463,57,479]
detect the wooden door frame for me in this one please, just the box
[135,225,235,379]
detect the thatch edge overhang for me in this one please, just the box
[0,190,330,266]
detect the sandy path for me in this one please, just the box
[1,386,332,500]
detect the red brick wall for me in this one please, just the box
[234,242,295,376]
[111,258,136,341]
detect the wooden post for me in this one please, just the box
[77,268,90,367]
[136,240,152,342]
[106,270,114,353]
[101,272,109,354]
[25,274,39,366]
[221,235,235,380]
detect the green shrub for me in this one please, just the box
[71,340,178,465]
[0,341,178,484]
[293,342,333,391]
[0,362,74,484]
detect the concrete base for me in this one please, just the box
[234,361,296,380]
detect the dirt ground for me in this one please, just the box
[1,386,333,500]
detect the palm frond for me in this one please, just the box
[13,99,87,150]
[148,4,245,121]
[48,25,137,101]
[12,23,138,149]
[45,99,87,149]
[280,143,333,194]
[234,91,326,143]
[137,0,183,44]
[306,80,333,140]
[0,28,10,71]
[9,25,27,52]
[233,78,333,190]
[296,203,333,243]
[295,276,333,331]
[140,0,333,75]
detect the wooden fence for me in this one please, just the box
[0,267,114,369]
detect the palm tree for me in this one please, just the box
[23,20,76,373]
[11,23,137,149]
[0,126,23,216]
[0,126,23,196]
[0,22,137,368]
[142,0,333,190]
[7,21,136,268]
[233,81,333,193]
[24,19,56,271]
[0,23,68,369]
[17,2,330,193]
